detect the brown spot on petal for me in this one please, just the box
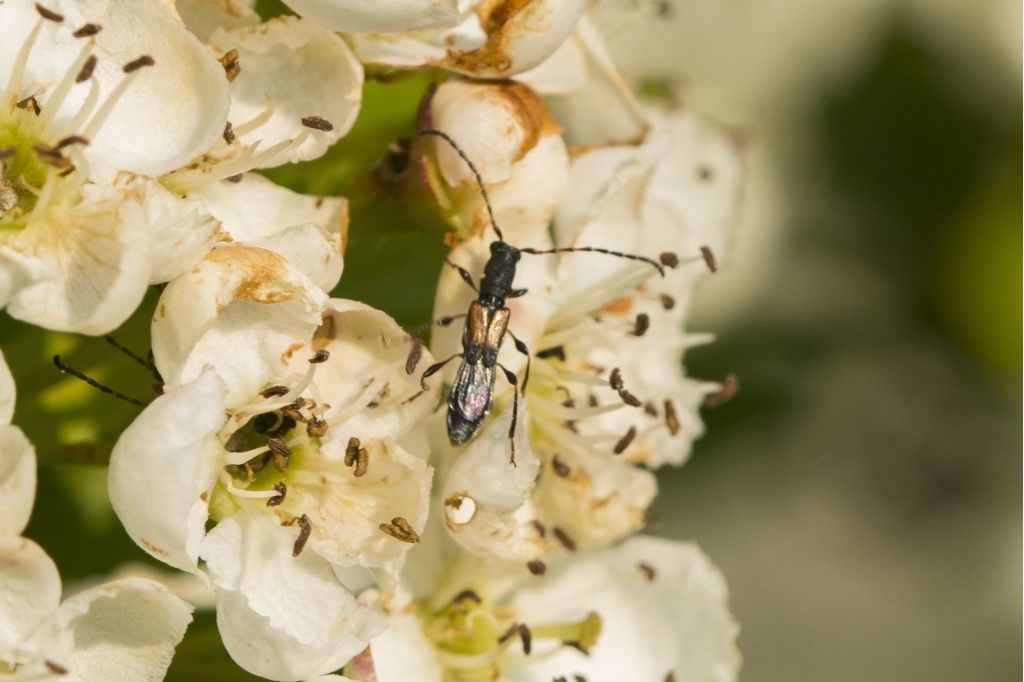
[638,562,657,582]
[206,246,293,304]
[219,49,240,81]
[600,295,632,315]
[44,660,68,675]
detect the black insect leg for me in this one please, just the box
[444,257,478,292]
[420,353,463,390]
[497,363,520,465]
[506,330,531,394]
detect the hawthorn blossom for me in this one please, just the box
[346,537,739,681]
[108,245,440,680]
[0,0,229,332]
[0,350,194,681]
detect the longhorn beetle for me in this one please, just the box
[417,129,676,463]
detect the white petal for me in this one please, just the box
[350,12,485,67]
[200,511,386,681]
[186,173,347,291]
[4,183,154,335]
[366,608,443,682]
[509,537,740,681]
[40,578,193,682]
[135,179,221,284]
[5,0,231,179]
[0,425,36,538]
[0,347,14,424]
[280,0,461,33]
[108,368,227,573]
[176,0,260,42]
[207,17,363,165]
[535,448,656,549]
[0,537,61,657]
[151,244,328,406]
[443,0,585,78]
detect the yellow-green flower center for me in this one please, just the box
[0,107,51,233]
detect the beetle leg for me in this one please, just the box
[421,353,462,390]
[497,362,520,466]
[506,330,531,394]
[444,257,478,292]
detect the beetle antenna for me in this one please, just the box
[520,246,668,277]
[52,355,148,407]
[417,128,504,242]
[103,335,161,381]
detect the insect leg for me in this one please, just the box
[420,353,463,390]
[506,330,531,394]
[497,362,520,465]
[444,257,478,292]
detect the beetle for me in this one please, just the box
[417,129,675,462]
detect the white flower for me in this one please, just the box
[108,246,440,680]
[348,537,739,681]
[0,349,34,538]
[418,79,568,241]
[0,0,230,332]
[280,0,466,33]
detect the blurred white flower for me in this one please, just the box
[0,0,228,333]
[0,349,35,538]
[280,0,466,33]
[108,246,440,680]
[349,537,739,681]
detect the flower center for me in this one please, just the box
[418,591,602,681]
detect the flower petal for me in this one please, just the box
[0,425,36,538]
[38,577,193,682]
[151,244,328,406]
[365,602,443,682]
[207,16,363,165]
[200,510,386,681]
[0,537,61,657]
[108,368,227,573]
[176,0,260,43]
[280,0,462,33]
[186,173,347,291]
[4,183,154,335]
[509,537,740,681]
[136,179,222,284]
[0,347,14,425]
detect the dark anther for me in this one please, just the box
[531,519,547,538]
[452,589,482,604]
[260,385,290,398]
[527,560,546,576]
[123,55,155,73]
[309,349,330,364]
[644,401,658,417]
[554,677,568,682]
[379,517,419,543]
[24,97,40,115]
[618,389,642,408]
[56,135,88,149]
[536,346,566,361]
[638,562,657,582]
[563,641,591,655]
[659,252,679,268]
[609,368,624,391]
[44,660,68,675]
[267,436,290,471]
[353,447,369,478]
[344,437,360,467]
[219,48,240,81]
[72,23,101,37]
[35,4,64,22]
[75,55,97,83]
[706,373,739,408]
[553,527,577,551]
[664,399,680,435]
[519,624,533,655]
[664,673,677,682]
[301,116,334,132]
[574,676,588,682]
[227,174,243,182]
[700,245,718,273]
[631,313,650,337]
[405,338,423,375]
[659,294,676,310]
[306,417,328,438]
[266,482,287,507]
[587,394,599,407]
[289,514,312,556]
[613,426,636,455]
[222,121,235,145]
[498,624,519,644]
[551,454,570,477]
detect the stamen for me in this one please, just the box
[266,482,287,507]
[405,338,423,375]
[452,589,482,604]
[5,19,44,110]
[663,399,680,435]
[379,517,419,543]
[353,447,369,478]
[260,385,290,398]
[344,437,361,467]
[44,660,69,675]
[699,245,717,273]
[300,115,333,132]
[35,4,64,22]
[232,97,276,136]
[219,472,277,499]
[75,54,98,83]
[659,293,676,310]
[659,252,679,268]
[612,426,636,454]
[222,445,270,466]
[306,416,327,437]
[123,55,155,73]
[551,454,570,477]
[72,23,102,38]
[38,40,95,127]
[631,313,650,336]
[644,401,658,416]
[222,121,235,145]
[637,562,657,582]
[81,56,155,140]
[526,560,546,575]
[56,135,88,149]
[308,349,330,363]
[287,514,312,556]
[219,49,240,81]
[665,673,677,682]
[267,436,290,471]
[706,373,739,408]
[552,527,577,551]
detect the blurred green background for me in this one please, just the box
[1,0,1019,680]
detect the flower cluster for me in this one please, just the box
[0,0,745,680]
